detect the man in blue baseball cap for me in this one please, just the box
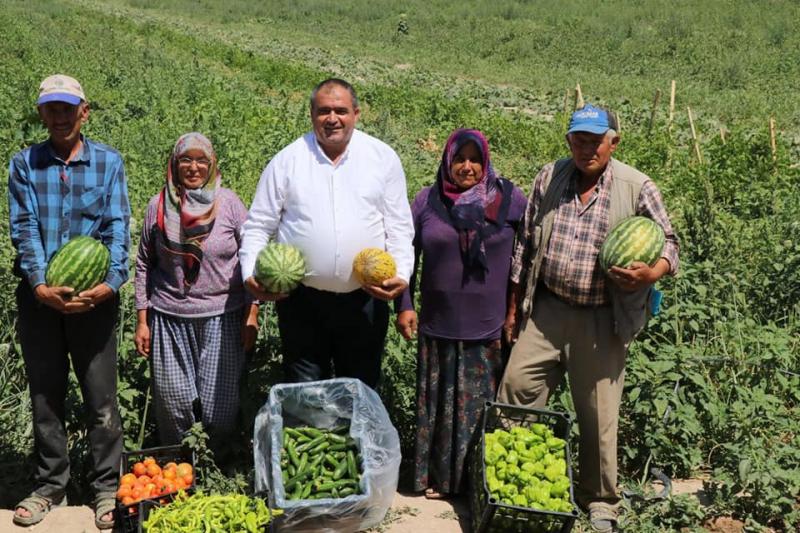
[9,74,130,529]
[497,104,679,531]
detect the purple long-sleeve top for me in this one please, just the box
[398,184,528,340]
[134,188,250,317]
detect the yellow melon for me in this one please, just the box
[352,248,396,286]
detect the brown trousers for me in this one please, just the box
[496,287,626,504]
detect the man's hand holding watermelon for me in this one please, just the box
[34,282,113,313]
[608,259,670,292]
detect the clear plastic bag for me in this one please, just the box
[254,378,401,532]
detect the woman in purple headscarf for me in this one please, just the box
[396,129,527,498]
[134,132,260,448]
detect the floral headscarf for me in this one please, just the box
[156,132,221,286]
[428,128,511,272]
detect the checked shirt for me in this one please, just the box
[511,161,679,307]
[8,136,131,290]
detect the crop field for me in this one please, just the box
[0,0,798,530]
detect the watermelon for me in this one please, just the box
[45,236,110,293]
[254,243,306,293]
[599,216,665,271]
[352,248,396,286]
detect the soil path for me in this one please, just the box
[0,481,705,532]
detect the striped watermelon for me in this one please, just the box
[254,243,306,293]
[599,216,665,271]
[352,248,396,286]
[46,236,110,292]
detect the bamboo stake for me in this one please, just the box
[687,107,703,164]
[575,83,585,110]
[719,127,726,145]
[769,117,777,163]
[668,80,676,132]
[647,88,662,133]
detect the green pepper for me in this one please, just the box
[530,423,547,436]
[550,478,570,498]
[505,451,519,466]
[512,494,528,507]
[499,483,518,498]
[487,478,503,493]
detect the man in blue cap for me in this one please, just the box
[497,104,679,531]
[8,74,130,529]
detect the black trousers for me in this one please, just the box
[16,282,123,499]
[275,285,389,389]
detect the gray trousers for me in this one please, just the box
[16,281,123,500]
[497,286,627,504]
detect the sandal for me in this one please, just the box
[587,501,619,533]
[424,487,449,500]
[93,492,117,530]
[12,492,66,526]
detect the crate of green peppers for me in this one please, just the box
[254,378,401,533]
[469,401,579,533]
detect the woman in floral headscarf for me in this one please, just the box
[396,128,527,498]
[134,132,259,446]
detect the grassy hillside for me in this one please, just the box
[104,0,800,132]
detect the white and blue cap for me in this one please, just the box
[567,104,619,135]
[37,74,86,106]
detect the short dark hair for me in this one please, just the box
[310,78,359,110]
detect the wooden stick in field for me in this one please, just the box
[720,127,726,145]
[563,88,571,117]
[668,80,676,132]
[575,83,585,110]
[769,117,777,163]
[647,88,661,133]
[687,107,703,164]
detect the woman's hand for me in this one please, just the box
[242,303,260,352]
[135,321,150,357]
[503,311,517,345]
[503,283,520,345]
[396,310,418,340]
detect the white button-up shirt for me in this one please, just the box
[240,130,415,293]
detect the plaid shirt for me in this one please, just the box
[8,136,131,291]
[511,161,679,306]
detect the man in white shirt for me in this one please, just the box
[240,78,414,388]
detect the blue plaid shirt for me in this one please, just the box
[8,136,131,291]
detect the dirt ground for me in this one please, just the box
[0,481,709,533]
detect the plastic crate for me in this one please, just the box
[468,402,579,533]
[115,444,196,533]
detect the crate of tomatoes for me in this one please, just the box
[114,444,196,533]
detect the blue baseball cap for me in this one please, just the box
[567,104,619,135]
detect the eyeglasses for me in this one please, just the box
[177,156,211,168]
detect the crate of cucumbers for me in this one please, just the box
[253,378,401,533]
[469,402,580,533]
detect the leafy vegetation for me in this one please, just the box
[0,0,798,530]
